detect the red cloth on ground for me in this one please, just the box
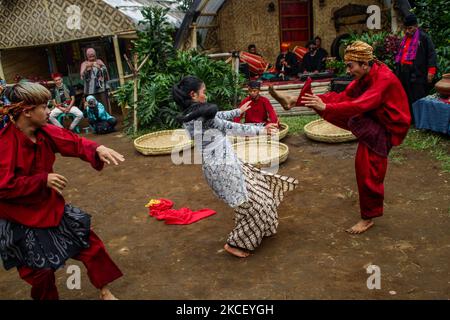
[0,124,103,228]
[295,77,313,106]
[234,96,278,125]
[17,231,123,300]
[148,198,216,225]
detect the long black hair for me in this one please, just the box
[172,76,218,123]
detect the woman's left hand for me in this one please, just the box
[302,93,326,111]
[239,101,252,114]
[96,145,125,165]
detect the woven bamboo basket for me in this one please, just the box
[232,140,289,168]
[304,119,356,143]
[134,129,193,155]
[278,122,289,140]
[230,122,289,144]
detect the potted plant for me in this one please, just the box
[326,58,353,93]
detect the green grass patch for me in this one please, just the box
[280,115,320,135]
[280,117,449,173]
[389,150,406,165]
[400,129,450,173]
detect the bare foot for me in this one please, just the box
[224,244,250,258]
[268,86,296,110]
[100,287,119,300]
[346,219,374,235]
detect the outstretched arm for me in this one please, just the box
[302,78,388,119]
[96,145,125,165]
[216,109,241,120]
[212,117,265,137]
[217,101,253,120]
[42,125,124,170]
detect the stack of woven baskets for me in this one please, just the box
[231,122,290,167]
[134,129,193,156]
[303,119,356,143]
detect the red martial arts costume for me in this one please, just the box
[316,62,410,219]
[0,124,122,300]
[234,96,279,125]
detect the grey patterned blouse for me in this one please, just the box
[183,109,265,208]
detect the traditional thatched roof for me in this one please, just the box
[0,0,184,50]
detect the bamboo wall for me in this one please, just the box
[217,0,281,63]
[0,0,134,49]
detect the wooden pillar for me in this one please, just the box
[133,53,138,135]
[113,35,127,117]
[191,23,198,50]
[113,35,125,86]
[232,53,240,106]
[0,50,5,80]
[391,4,399,33]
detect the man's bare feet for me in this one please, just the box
[100,287,118,300]
[268,86,296,110]
[346,219,374,234]
[224,244,250,258]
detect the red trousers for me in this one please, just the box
[17,230,123,300]
[324,113,388,219]
[355,142,387,219]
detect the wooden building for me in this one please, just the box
[0,0,184,92]
[175,0,407,63]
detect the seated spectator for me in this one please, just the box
[301,40,325,73]
[315,36,329,62]
[234,81,278,126]
[275,43,299,78]
[48,73,84,132]
[0,78,10,129]
[240,44,268,79]
[85,95,117,134]
[248,44,262,57]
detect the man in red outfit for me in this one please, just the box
[234,81,278,127]
[270,41,410,234]
[0,82,124,299]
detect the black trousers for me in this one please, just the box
[396,65,429,112]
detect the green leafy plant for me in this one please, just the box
[176,0,194,12]
[133,6,176,77]
[413,0,450,76]
[325,58,346,76]
[115,6,247,135]
[343,31,401,70]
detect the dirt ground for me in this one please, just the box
[1,129,449,300]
